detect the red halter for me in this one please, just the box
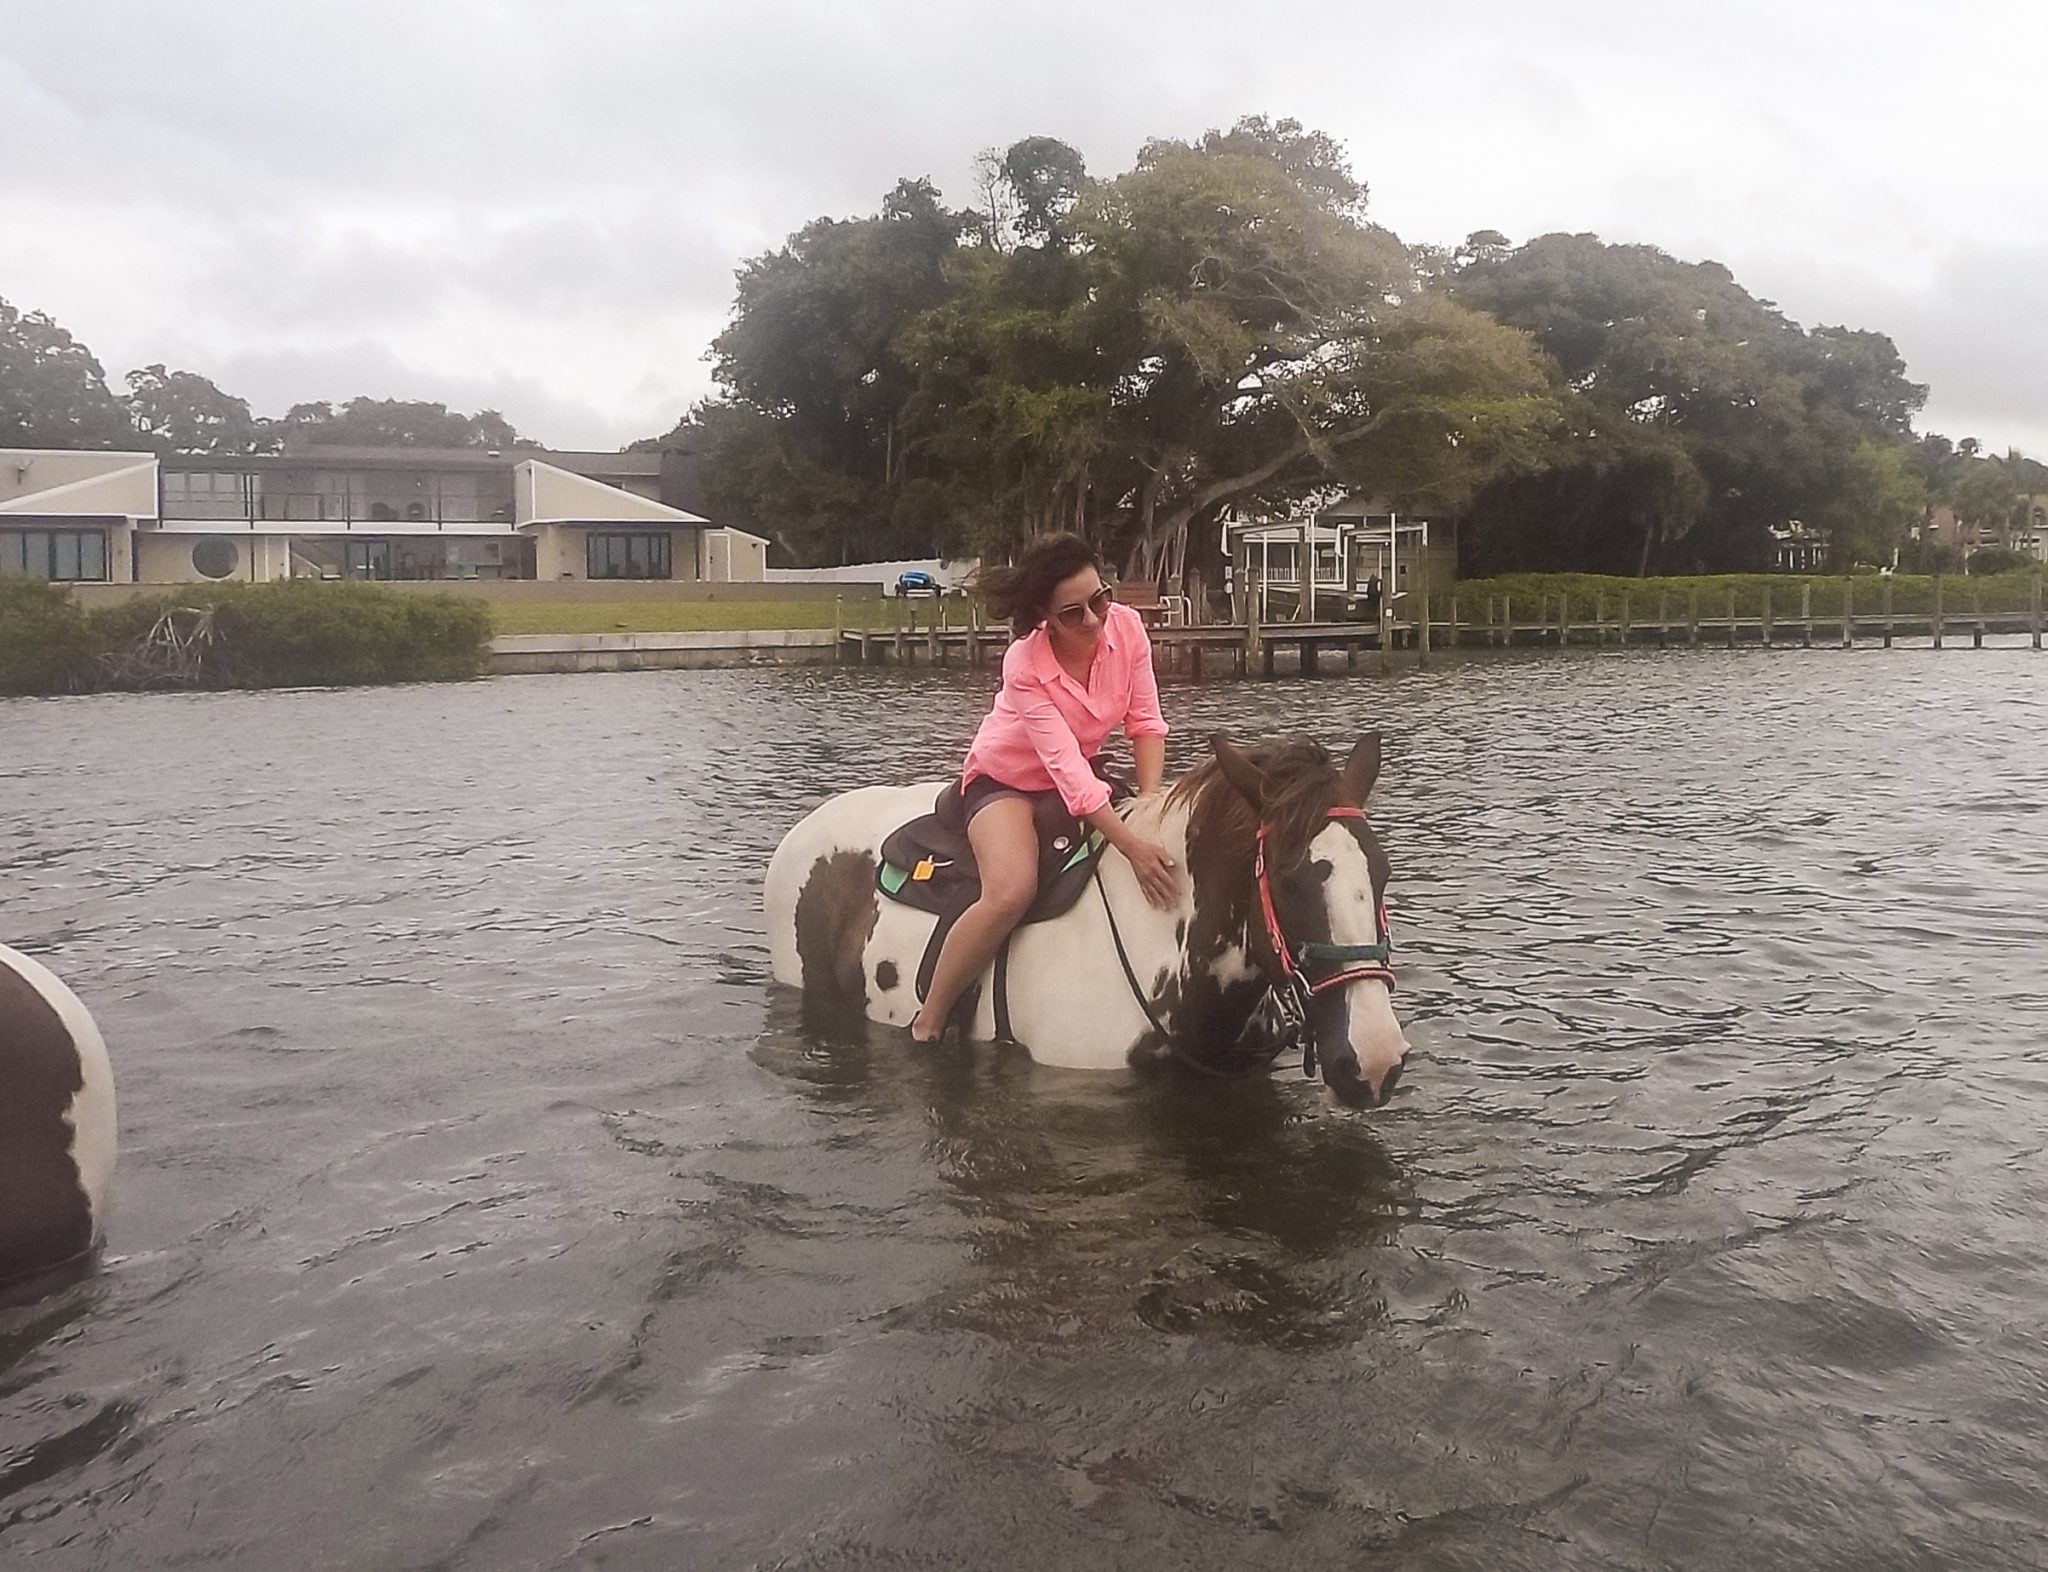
[1254,806,1396,1001]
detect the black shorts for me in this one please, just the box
[959,773,1062,826]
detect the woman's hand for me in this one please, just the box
[1085,801,1179,910]
[1122,837,1180,910]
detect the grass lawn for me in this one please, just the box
[490,599,850,635]
[488,596,980,636]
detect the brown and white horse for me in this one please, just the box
[0,943,117,1284]
[764,733,1410,1106]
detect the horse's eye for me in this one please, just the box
[1310,859,1333,883]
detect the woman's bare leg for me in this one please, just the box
[909,796,1039,1042]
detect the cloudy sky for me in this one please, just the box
[5,0,2043,454]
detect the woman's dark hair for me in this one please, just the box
[977,533,1104,638]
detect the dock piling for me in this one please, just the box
[1244,568,1262,676]
[1416,553,1432,665]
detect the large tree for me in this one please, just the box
[919,122,1554,581]
[0,296,135,449]
[703,177,967,562]
[698,121,1556,579]
[125,364,274,455]
[1451,235,1928,572]
[1810,438,1926,568]
[280,397,526,449]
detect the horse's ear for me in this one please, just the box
[1210,733,1265,811]
[1338,731,1382,806]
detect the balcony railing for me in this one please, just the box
[161,489,516,527]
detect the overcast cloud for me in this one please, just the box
[5,0,2043,453]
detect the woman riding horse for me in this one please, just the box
[910,533,1182,1043]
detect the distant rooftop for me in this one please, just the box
[159,445,661,475]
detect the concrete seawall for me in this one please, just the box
[489,630,837,674]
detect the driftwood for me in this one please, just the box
[99,606,217,689]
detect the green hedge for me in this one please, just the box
[0,578,494,696]
[0,577,100,696]
[1437,570,2046,622]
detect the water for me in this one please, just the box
[3,649,2046,1569]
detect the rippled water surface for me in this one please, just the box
[4,649,2047,1569]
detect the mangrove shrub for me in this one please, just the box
[0,579,494,696]
[0,576,99,695]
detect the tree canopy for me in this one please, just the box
[691,118,1558,584]
[1448,234,1931,573]
[685,122,1981,578]
[1,296,529,458]
[277,398,527,450]
[125,364,273,455]
[0,296,134,449]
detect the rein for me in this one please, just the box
[1094,870,1285,1078]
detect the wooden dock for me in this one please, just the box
[836,578,2046,672]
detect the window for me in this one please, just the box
[191,538,240,579]
[162,470,252,520]
[1,529,110,581]
[586,531,671,580]
[345,541,391,580]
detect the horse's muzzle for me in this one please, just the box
[1322,1046,1405,1109]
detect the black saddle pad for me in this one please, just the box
[877,781,1108,927]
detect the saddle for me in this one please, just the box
[877,783,1107,926]
[876,765,1130,1036]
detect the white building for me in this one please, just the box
[0,446,767,585]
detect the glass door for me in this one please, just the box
[344,540,391,580]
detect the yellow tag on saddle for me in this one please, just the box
[911,858,937,882]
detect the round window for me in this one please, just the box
[192,538,240,579]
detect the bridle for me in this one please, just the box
[1255,806,1396,1078]
[1096,803,1395,1080]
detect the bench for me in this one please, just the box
[1117,581,1190,628]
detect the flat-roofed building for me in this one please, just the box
[0,450,158,583]
[0,445,767,585]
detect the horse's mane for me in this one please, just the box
[1167,737,1342,869]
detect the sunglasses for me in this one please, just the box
[1053,585,1115,629]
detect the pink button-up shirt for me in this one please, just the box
[961,601,1169,817]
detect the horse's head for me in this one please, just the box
[1195,732,1410,1108]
